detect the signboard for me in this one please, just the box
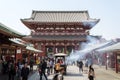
[17,49,21,54]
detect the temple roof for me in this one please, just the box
[9,38,42,52]
[21,10,100,27]
[0,22,26,38]
[9,38,27,46]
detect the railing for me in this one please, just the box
[32,32,88,35]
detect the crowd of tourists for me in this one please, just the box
[0,56,31,80]
[0,56,65,80]
[0,55,96,80]
[38,58,64,80]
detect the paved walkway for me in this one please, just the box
[64,65,88,80]
[94,65,120,80]
[28,65,88,80]
[1,64,120,80]
[28,65,120,80]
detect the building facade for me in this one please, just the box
[21,10,99,56]
[0,22,25,64]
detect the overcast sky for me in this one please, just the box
[0,0,120,40]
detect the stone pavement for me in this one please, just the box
[28,65,89,80]
[1,64,120,80]
[63,65,88,80]
[28,65,120,80]
[94,65,120,80]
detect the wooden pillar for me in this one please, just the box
[0,45,1,60]
[53,41,56,54]
[74,40,78,50]
[46,47,48,54]
[115,52,118,73]
[64,45,67,54]
[45,46,47,56]
[54,46,56,54]
[64,40,67,54]
[15,46,18,63]
[41,42,46,56]
[105,53,108,70]
[75,45,79,50]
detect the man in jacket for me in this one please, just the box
[39,59,48,80]
[21,63,29,80]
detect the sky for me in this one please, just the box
[0,0,120,40]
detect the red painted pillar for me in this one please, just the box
[41,44,46,56]
[54,46,56,54]
[75,45,78,50]
[64,45,67,54]
[105,53,108,70]
[44,46,47,56]
[115,52,118,73]
[15,46,17,63]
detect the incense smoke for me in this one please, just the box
[66,35,100,64]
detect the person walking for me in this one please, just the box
[8,60,16,80]
[46,59,50,75]
[49,59,54,74]
[39,59,48,80]
[16,59,22,80]
[53,67,64,80]
[29,58,34,71]
[88,65,95,80]
[78,60,84,74]
[21,63,30,80]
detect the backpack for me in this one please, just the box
[55,63,60,70]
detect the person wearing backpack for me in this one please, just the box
[88,65,95,80]
[54,62,60,73]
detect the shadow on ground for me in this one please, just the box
[65,72,83,77]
